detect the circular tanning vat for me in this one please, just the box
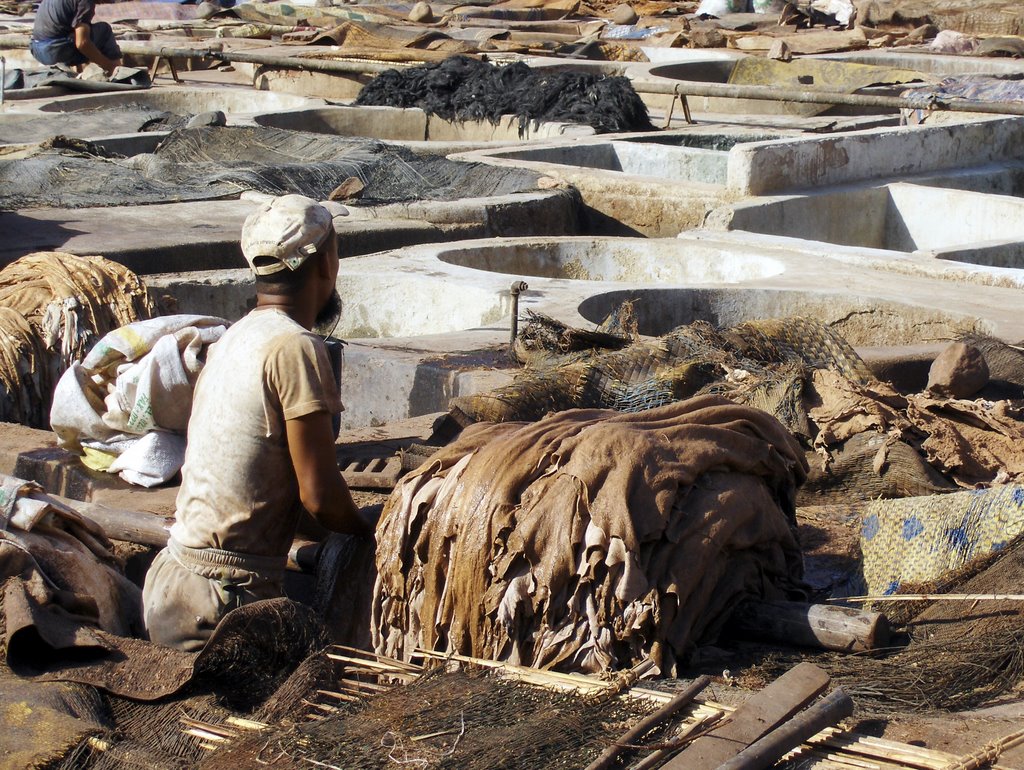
[334,272,508,339]
[578,287,988,346]
[145,268,509,340]
[435,238,786,284]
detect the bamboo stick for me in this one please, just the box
[225,716,268,731]
[414,649,629,690]
[330,645,422,673]
[180,717,239,738]
[318,689,363,703]
[325,653,420,678]
[86,737,111,752]
[184,728,231,743]
[335,683,391,696]
[305,701,343,715]
[329,663,418,681]
[837,594,1024,603]
[820,732,959,766]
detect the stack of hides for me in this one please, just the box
[0,252,154,428]
[373,396,808,675]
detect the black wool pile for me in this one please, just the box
[355,56,655,134]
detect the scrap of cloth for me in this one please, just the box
[0,474,144,689]
[372,396,808,675]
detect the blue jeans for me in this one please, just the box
[30,22,121,67]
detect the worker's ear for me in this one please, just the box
[315,247,333,279]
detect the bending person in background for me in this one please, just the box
[30,0,122,75]
[143,194,373,652]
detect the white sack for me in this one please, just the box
[49,314,228,486]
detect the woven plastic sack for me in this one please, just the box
[860,485,1024,596]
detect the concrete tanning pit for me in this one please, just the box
[253,105,595,149]
[480,140,730,186]
[36,88,320,116]
[0,124,582,241]
[140,232,1024,429]
[641,57,927,118]
[719,183,1024,270]
[435,238,786,283]
[577,287,988,346]
[616,131,781,152]
[1,89,326,149]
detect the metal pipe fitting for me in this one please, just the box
[509,280,528,358]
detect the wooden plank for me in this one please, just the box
[661,662,831,770]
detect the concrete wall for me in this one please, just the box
[37,88,319,115]
[254,105,428,141]
[716,182,1024,256]
[434,239,785,283]
[727,117,1024,195]
[145,266,512,339]
[886,183,1024,251]
[716,187,891,249]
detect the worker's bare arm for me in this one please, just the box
[73,24,119,74]
[286,410,373,537]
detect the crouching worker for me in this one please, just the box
[30,0,122,75]
[143,194,372,652]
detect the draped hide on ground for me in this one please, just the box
[373,396,808,675]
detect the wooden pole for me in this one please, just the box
[628,78,1024,118]
[716,689,855,770]
[45,491,318,573]
[727,600,891,653]
[583,676,711,770]
[838,594,1024,603]
[47,493,172,547]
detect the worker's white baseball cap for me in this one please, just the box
[240,194,347,276]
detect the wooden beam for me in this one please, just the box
[716,689,855,770]
[660,662,831,770]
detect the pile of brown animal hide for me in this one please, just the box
[802,369,1024,503]
[373,396,808,675]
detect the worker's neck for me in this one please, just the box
[254,293,316,330]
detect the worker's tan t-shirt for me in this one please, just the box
[170,308,342,558]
